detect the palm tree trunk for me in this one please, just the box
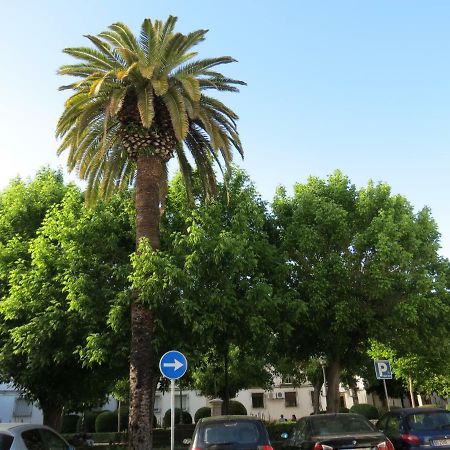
[129,154,164,450]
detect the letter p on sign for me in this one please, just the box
[374,360,393,379]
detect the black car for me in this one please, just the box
[282,413,393,450]
[188,415,273,450]
[376,407,450,450]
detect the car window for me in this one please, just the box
[311,416,375,435]
[386,416,401,435]
[39,430,69,450]
[201,422,260,444]
[22,429,45,450]
[22,429,69,450]
[408,412,450,431]
[377,415,389,431]
[0,433,14,450]
[293,419,307,441]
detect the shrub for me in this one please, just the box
[163,408,193,427]
[61,414,80,433]
[96,411,117,432]
[194,407,211,423]
[350,403,379,420]
[77,411,105,432]
[222,400,247,415]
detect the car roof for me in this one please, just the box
[0,423,56,433]
[388,408,447,415]
[308,413,368,420]
[199,415,262,423]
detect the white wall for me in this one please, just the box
[0,383,43,424]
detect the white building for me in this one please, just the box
[0,377,398,426]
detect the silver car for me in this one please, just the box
[0,423,73,450]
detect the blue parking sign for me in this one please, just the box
[374,360,392,379]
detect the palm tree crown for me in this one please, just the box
[57,16,245,202]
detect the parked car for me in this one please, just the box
[376,407,450,450]
[187,415,273,450]
[0,423,73,450]
[281,413,394,450]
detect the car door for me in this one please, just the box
[285,418,308,450]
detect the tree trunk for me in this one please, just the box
[223,344,230,415]
[326,359,341,412]
[129,155,164,450]
[41,401,63,431]
[312,379,322,414]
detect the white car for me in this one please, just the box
[0,423,73,450]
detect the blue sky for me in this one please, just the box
[1,1,449,257]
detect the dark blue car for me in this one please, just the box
[376,408,450,450]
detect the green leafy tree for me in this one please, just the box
[0,185,133,429]
[56,17,244,449]
[131,170,279,410]
[272,171,446,412]
[0,168,68,299]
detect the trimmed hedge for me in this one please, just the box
[96,411,117,432]
[350,403,379,420]
[61,414,80,433]
[222,400,247,415]
[194,407,211,423]
[163,408,193,427]
[77,411,106,433]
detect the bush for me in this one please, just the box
[194,407,211,423]
[61,414,80,433]
[77,411,105,433]
[163,408,193,427]
[96,411,117,432]
[350,403,379,420]
[222,400,247,415]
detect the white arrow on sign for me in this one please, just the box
[163,358,183,371]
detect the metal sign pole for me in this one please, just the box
[383,379,390,411]
[171,379,175,450]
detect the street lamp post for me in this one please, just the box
[318,356,327,411]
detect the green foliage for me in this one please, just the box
[56,16,244,205]
[272,170,448,408]
[0,171,133,420]
[349,404,379,420]
[194,407,211,422]
[265,422,295,442]
[61,414,80,433]
[95,411,117,432]
[223,400,247,415]
[78,411,105,433]
[163,408,193,427]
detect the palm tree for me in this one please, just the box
[56,17,244,450]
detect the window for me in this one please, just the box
[339,394,346,409]
[251,393,264,408]
[13,398,33,417]
[285,391,297,407]
[175,394,188,410]
[0,433,14,450]
[281,375,293,385]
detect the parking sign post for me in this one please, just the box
[160,351,188,450]
[374,360,392,411]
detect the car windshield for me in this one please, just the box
[0,433,13,450]
[408,411,450,431]
[201,421,260,445]
[311,416,375,435]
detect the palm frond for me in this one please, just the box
[137,87,155,128]
[63,47,116,71]
[162,88,188,140]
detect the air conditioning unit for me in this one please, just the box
[275,391,285,399]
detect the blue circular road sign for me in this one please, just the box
[159,350,188,380]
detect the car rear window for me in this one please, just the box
[408,411,450,431]
[201,421,261,444]
[0,433,14,450]
[311,416,375,435]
